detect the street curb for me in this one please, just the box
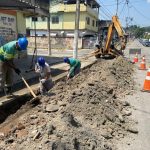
[0,60,97,108]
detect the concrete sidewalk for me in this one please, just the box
[0,50,96,105]
[0,48,93,95]
[13,48,93,85]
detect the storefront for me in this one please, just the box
[0,10,17,46]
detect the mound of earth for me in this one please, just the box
[0,57,137,150]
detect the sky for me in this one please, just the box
[98,0,150,27]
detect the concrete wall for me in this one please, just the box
[27,36,82,50]
[0,10,17,46]
[16,12,26,35]
[0,10,26,46]
[0,10,27,58]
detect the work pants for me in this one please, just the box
[69,65,81,78]
[0,60,13,92]
[39,78,53,94]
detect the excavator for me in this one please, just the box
[89,16,127,58]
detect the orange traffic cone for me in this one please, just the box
[139,60,147,70]
[142,70,150,92]
[133,53,138,63]
[147,67,150,76]
[142,55,146,62]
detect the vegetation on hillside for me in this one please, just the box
[127,25,150,39]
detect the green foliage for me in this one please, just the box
[127,25,150,38]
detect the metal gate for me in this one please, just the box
[82,37,97,49]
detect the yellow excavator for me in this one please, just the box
[90,16,127,58]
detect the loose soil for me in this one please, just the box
[0,57,137,150]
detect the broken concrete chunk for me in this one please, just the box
[30,114,38,119]
[127,127,138,134]
[47,125,55,135]
[17,123,25,130]
[58,101,67,107]
[5,138,14,144]
[45,105,59,112]
[0,132,4,138]
[118,114,124,123]
[123,110,132,116]
[101,132,113,139]
[122,101,130,106]
[88,82,95,86]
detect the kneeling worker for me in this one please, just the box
[0,37,28,96]
[64,57,81,79]
[35,57,53,95]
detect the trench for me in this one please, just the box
[0,94,35,124]
[0,60,96,126]
[0,68,67,125]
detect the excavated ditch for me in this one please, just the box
[0,57,136,150]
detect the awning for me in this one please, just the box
[0,0,49,16]
[81,31,97,37]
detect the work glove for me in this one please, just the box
[40,79,46,84]
[14,68,21,75]
[67,74,70,80]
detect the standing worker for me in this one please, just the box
[0,37,28,97]
[63,57,81,79]
[35,57,53,95]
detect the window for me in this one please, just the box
[96,21,98,27]
[52,16,59,24]
[32,17,37,21]
[41,17,46,21]
[86,17,90,25]
[92,20,95,27]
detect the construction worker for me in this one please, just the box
[35,57,53,95]
[0,37,28,96]
[64,57,81,79]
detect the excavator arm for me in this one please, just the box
[94,16,127,58]
[104,16,127,55]
[113,16,126,51]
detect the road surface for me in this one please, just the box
[117,39,150,150]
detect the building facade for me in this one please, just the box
[26,0,100,49]
[0,9,26,47]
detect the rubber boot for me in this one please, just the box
[4,86,14,98]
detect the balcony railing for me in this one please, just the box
[0,0,49,16]
[50,3,99,17]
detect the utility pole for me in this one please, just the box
[73,0,80,59]
[47,15,51,55]
[116,0,119,16]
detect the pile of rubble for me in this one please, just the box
[0,57,137,150]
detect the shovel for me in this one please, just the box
[5,61,39,102]
[20,75,39,102]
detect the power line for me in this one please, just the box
[119,0,127,16]
[100,8,112,19]
[129,1,150,20]
[101,1,125,6]
[98,0,113,16]
[116,0,119,15]
[100,13,110,20]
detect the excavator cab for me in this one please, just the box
[95,16,127,58]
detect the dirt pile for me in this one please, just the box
[0,57,136,150]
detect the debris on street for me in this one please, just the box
[0,57,137,150]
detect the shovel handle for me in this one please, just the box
[21,76,36,98]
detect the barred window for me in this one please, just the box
[92,20,95,27]
[86,17,90,25]
[52,16,59,24]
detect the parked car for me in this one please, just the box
[139,39,150,47]
[143,41,150,47]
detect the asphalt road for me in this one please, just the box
[117,39,150,150]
